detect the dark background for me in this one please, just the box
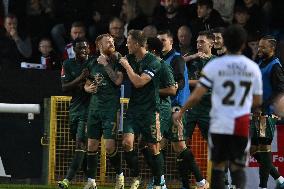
[0,69,62,180]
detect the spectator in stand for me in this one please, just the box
[260,0,272,31]
[0,1,4,26]
[233,5,259,59]
[176,25,194,56]
[278,41,284,64]
[127,0,159,30]
[0,0,30,31]
[242,0,267,34]
[0,14,32,70]
[37,37,61,70]
[142,24,158,38]
[25,0,56,63]
[212,0,235,24]
[212,27,226,56]
[50,0,93,53]
[4,14,32,59]
[120,0,139,36]
[25,0,55,40]
[270,0,284,38]
[191,0,226,41]
[233,4,263,35]
[87,0,123,43]
[154,0,191,44]
[109,17,128,56]
[62,21,86,61]
[247,32,261,61]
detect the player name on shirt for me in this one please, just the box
[218,63,253,77]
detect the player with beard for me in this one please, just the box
[58,37,92,189]
[250,35,284,189]
[212,27,227,56]
[83,34,124,189]
[211,27,231,188]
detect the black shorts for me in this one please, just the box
[208,133,250,167]
[251,137,273,145]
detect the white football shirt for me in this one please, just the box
[199,54,263,135]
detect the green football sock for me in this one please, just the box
[270,165,281,180]
[160,149,166,175]
[124,150,140,177]
[254,152,272,188]
[66,150,85,181]
[109,149,122,175]
[183,148,203,182]
[141,146,154,168]
[231,169,246,189]
[211,169,225,189]
[86,151,98,178]
[177,149,190,189]
[152,153,163,185]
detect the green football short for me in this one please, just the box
[185,110,209,140]
[159,104,172,137]
[161,106,187,142]
[87,109,118,140]
[69,113,87,142]
[250,115,277,145]
[123,111,161,143]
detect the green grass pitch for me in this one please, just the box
[0,184,112,189]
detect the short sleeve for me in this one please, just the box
[199,60,215,89]
[61,61,72,83]
[143,56,160,78]
[252,66,263,95]
[160,61,175,87]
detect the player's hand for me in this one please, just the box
[183,52,207,61]
[9,28,19,40]
[172,111,183,126]
[119,57,130,69]
[79,68,89,80]
[84,82,97,93]
[97,55,108,66]
[252,107,262,117]
[195,52,209,59]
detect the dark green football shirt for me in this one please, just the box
[159,59,176,107]
[127,52,161,113]
[87,56,122,111]
[188,55,216,113]
[61,58,91,116]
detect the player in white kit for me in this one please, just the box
[173,25,263,189]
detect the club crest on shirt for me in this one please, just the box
[90,73,106,86]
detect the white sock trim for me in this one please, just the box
[196,179,206,186]
[87,178,96,182]
[278,176,284,184]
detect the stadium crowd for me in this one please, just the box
[0,0,284,70]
